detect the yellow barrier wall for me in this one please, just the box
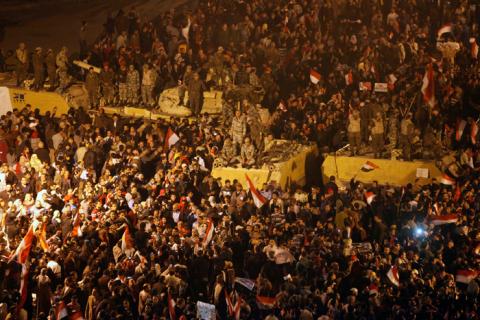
[8,88,70,115]
[322,156,442,186]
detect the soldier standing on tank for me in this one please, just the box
[360,100,373,145]
[56,47,70,92]
[347,110,361,156]
[117,65,128,105]
[187,72,206,116]
[16,42,29,87]
[100,64,115,106]
[178,65,193,107]
[126,64,140,105]
[32,47,45,91]
[370,112,385,158]
[230,109,247,152]
[399,113,415,161]
[141,63,155,107]
[45,49,56,90]
[85,67,100,108]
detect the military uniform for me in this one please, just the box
[245,104,263,149]
[371,117,384,158]
[85,71,100,107]
[187,77,206,116]
[141,66,156,106]
[178,69,193,106]
[347,112,361,155]
[117,67,128,104]
[15,46,29,87]
[126,68,140,104]
[399,117,414,160]
[220,139,238,166]
[240,143,256,167]
[32,49,45,90]
[45,50,56,89]
[100,68,115,105]
[230,114,247,149]
[56,49,69,91]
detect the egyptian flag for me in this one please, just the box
[421,64,435,107]
[55,301,68,320]
[456,119,467,141]
[121,227,134,253]
[168,292,176,320]
[456,269,478,284]
[38,222,49,252]
[440,173,455,185]
[387,74,397,91]
[361,161,380,172]
[256,295,276,310]
[69,311,85,320]
[202,218,214,247]
[309,69,321,84]
[471,38,479,59]
[471,121,478,144]
[359,82,372,91]
[345,70,353,86]
[453,183,462,202]
[245,174,267,208]
[429,214,458,226]
[164,128,180,150]
[9,225,35,264]
[17,264,29,312]
[71,212,82,237]
[387,265,400,287]
[364,191,376,205]
[225,290,242,320]
[437,24,452,38]
[368,283,379,296]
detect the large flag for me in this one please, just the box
[471,121,478,144]
[309,69,321,84]
[256,296,276,310]
[235,277,255,291]
[17,263,29,312]
[456,119,467,141]
[471,38,479,59]
[245,174,267,208]
[453,183,461,202]
[440,173,455,185]
[202,218,214,247]
[387,265,400,287]
[9,225,35,264]
[164,128,180,150]
[421,64,435,107]
[361,161,380,172]
[225,290,242,320]
[55,301,68,320]
[456,269,477,284]
[121,227,134,253]
[429,214,458,226]
[437,24,453,38]
[38,222,49,252]
[69,311,85,320]
[364,191,376,205]
[71,212,82,237]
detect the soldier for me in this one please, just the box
[178,65,193,106]
[370,112,385,158]
[117,65,128,105]
[100,64,115,106]
[219,137,238,166]
[187,72,206,116]
[45,49,56,90]
[32,47,45,90]
[347,110,361,156]
[399,113,415,161]
[16,43,29,87]
[210,47,225,86]
[56,47,70,91]
[240,137,256,168]
[230,109,246,151]
[244,101,263,149]
[387,108,399,149]
[126,64,140,105]
[141,64,155,107]
[85,67,100,108]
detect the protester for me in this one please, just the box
[2,0,480,319]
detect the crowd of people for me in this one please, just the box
[0,0,480,319]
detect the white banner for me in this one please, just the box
[0,87,13,116]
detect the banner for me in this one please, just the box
[196,301,216,320]
[0,87,13,116]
